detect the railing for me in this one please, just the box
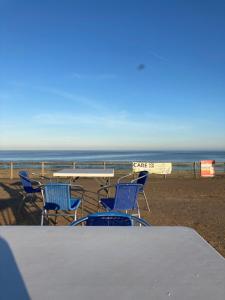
[0,161,225,179]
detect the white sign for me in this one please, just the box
[132,162,172,174]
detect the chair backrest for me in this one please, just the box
[18,171,34,193]
[43,183,72,210]
[86,212,132,226]
[113,183,141,210]
[136,171,149,186]
[70,212,150,226]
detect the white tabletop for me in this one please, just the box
[53,168,114,178]
[0,226,225,300]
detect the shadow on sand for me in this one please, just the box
[0,237,31,299]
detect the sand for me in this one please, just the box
[0,175,225,257]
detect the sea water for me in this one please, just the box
[0,150,224,162]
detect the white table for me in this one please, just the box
[0,226,225,300]
[53,168,114,185]
[53,168,114,178]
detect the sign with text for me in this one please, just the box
[200,160,215,177]
[132,162,172,174]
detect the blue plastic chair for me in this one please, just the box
[98,183,142,217]
[118,171,150,212]
[70,212,150,226]
[41,183,83,225]
[18,171,42,211]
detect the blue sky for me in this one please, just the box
[0,0,225,150]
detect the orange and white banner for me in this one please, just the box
[200,160,215,177]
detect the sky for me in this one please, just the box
[0,0,225,150]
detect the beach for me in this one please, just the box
[0,175,225,258]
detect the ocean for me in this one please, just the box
[0,150,224,162]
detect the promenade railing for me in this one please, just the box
[0,161,224,179]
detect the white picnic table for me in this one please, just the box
[53,168,114,185]
[0,226,225,300]
[53,168,114,178]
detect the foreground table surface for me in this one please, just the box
[53,168,114,177]
[0,226,225,300]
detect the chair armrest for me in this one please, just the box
[97,184,115,194]
[117,173,133,183]
[131,173,148,183]
[97,184,115,202]
[131,215,151,226]
[71,184,84,190]
[71,185,85,197]
[31,172,51,181]
[69,216,88,226]
[25,176,43,187]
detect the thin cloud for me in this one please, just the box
[71,73,117,80]
[8,81,105,110]
[32,86,104,110]
[149,49,168,62]
[33,111,191,133]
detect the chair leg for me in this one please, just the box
[17,195,26,213]
[136,202,142,226]
[98,201,101,212]
[81,197,84,218]
[41,209,48,226]
[137,202,141,218]
[143,191,150,212]
[32,193,35,203]
[41,210,45,226]
[55,210,58,225]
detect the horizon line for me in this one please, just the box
[0,149,224,152]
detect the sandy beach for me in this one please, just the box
[0,175,225,257]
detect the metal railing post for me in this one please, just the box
[41,162,45,176]
[193,162,197,178]
[10,162,13,179]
